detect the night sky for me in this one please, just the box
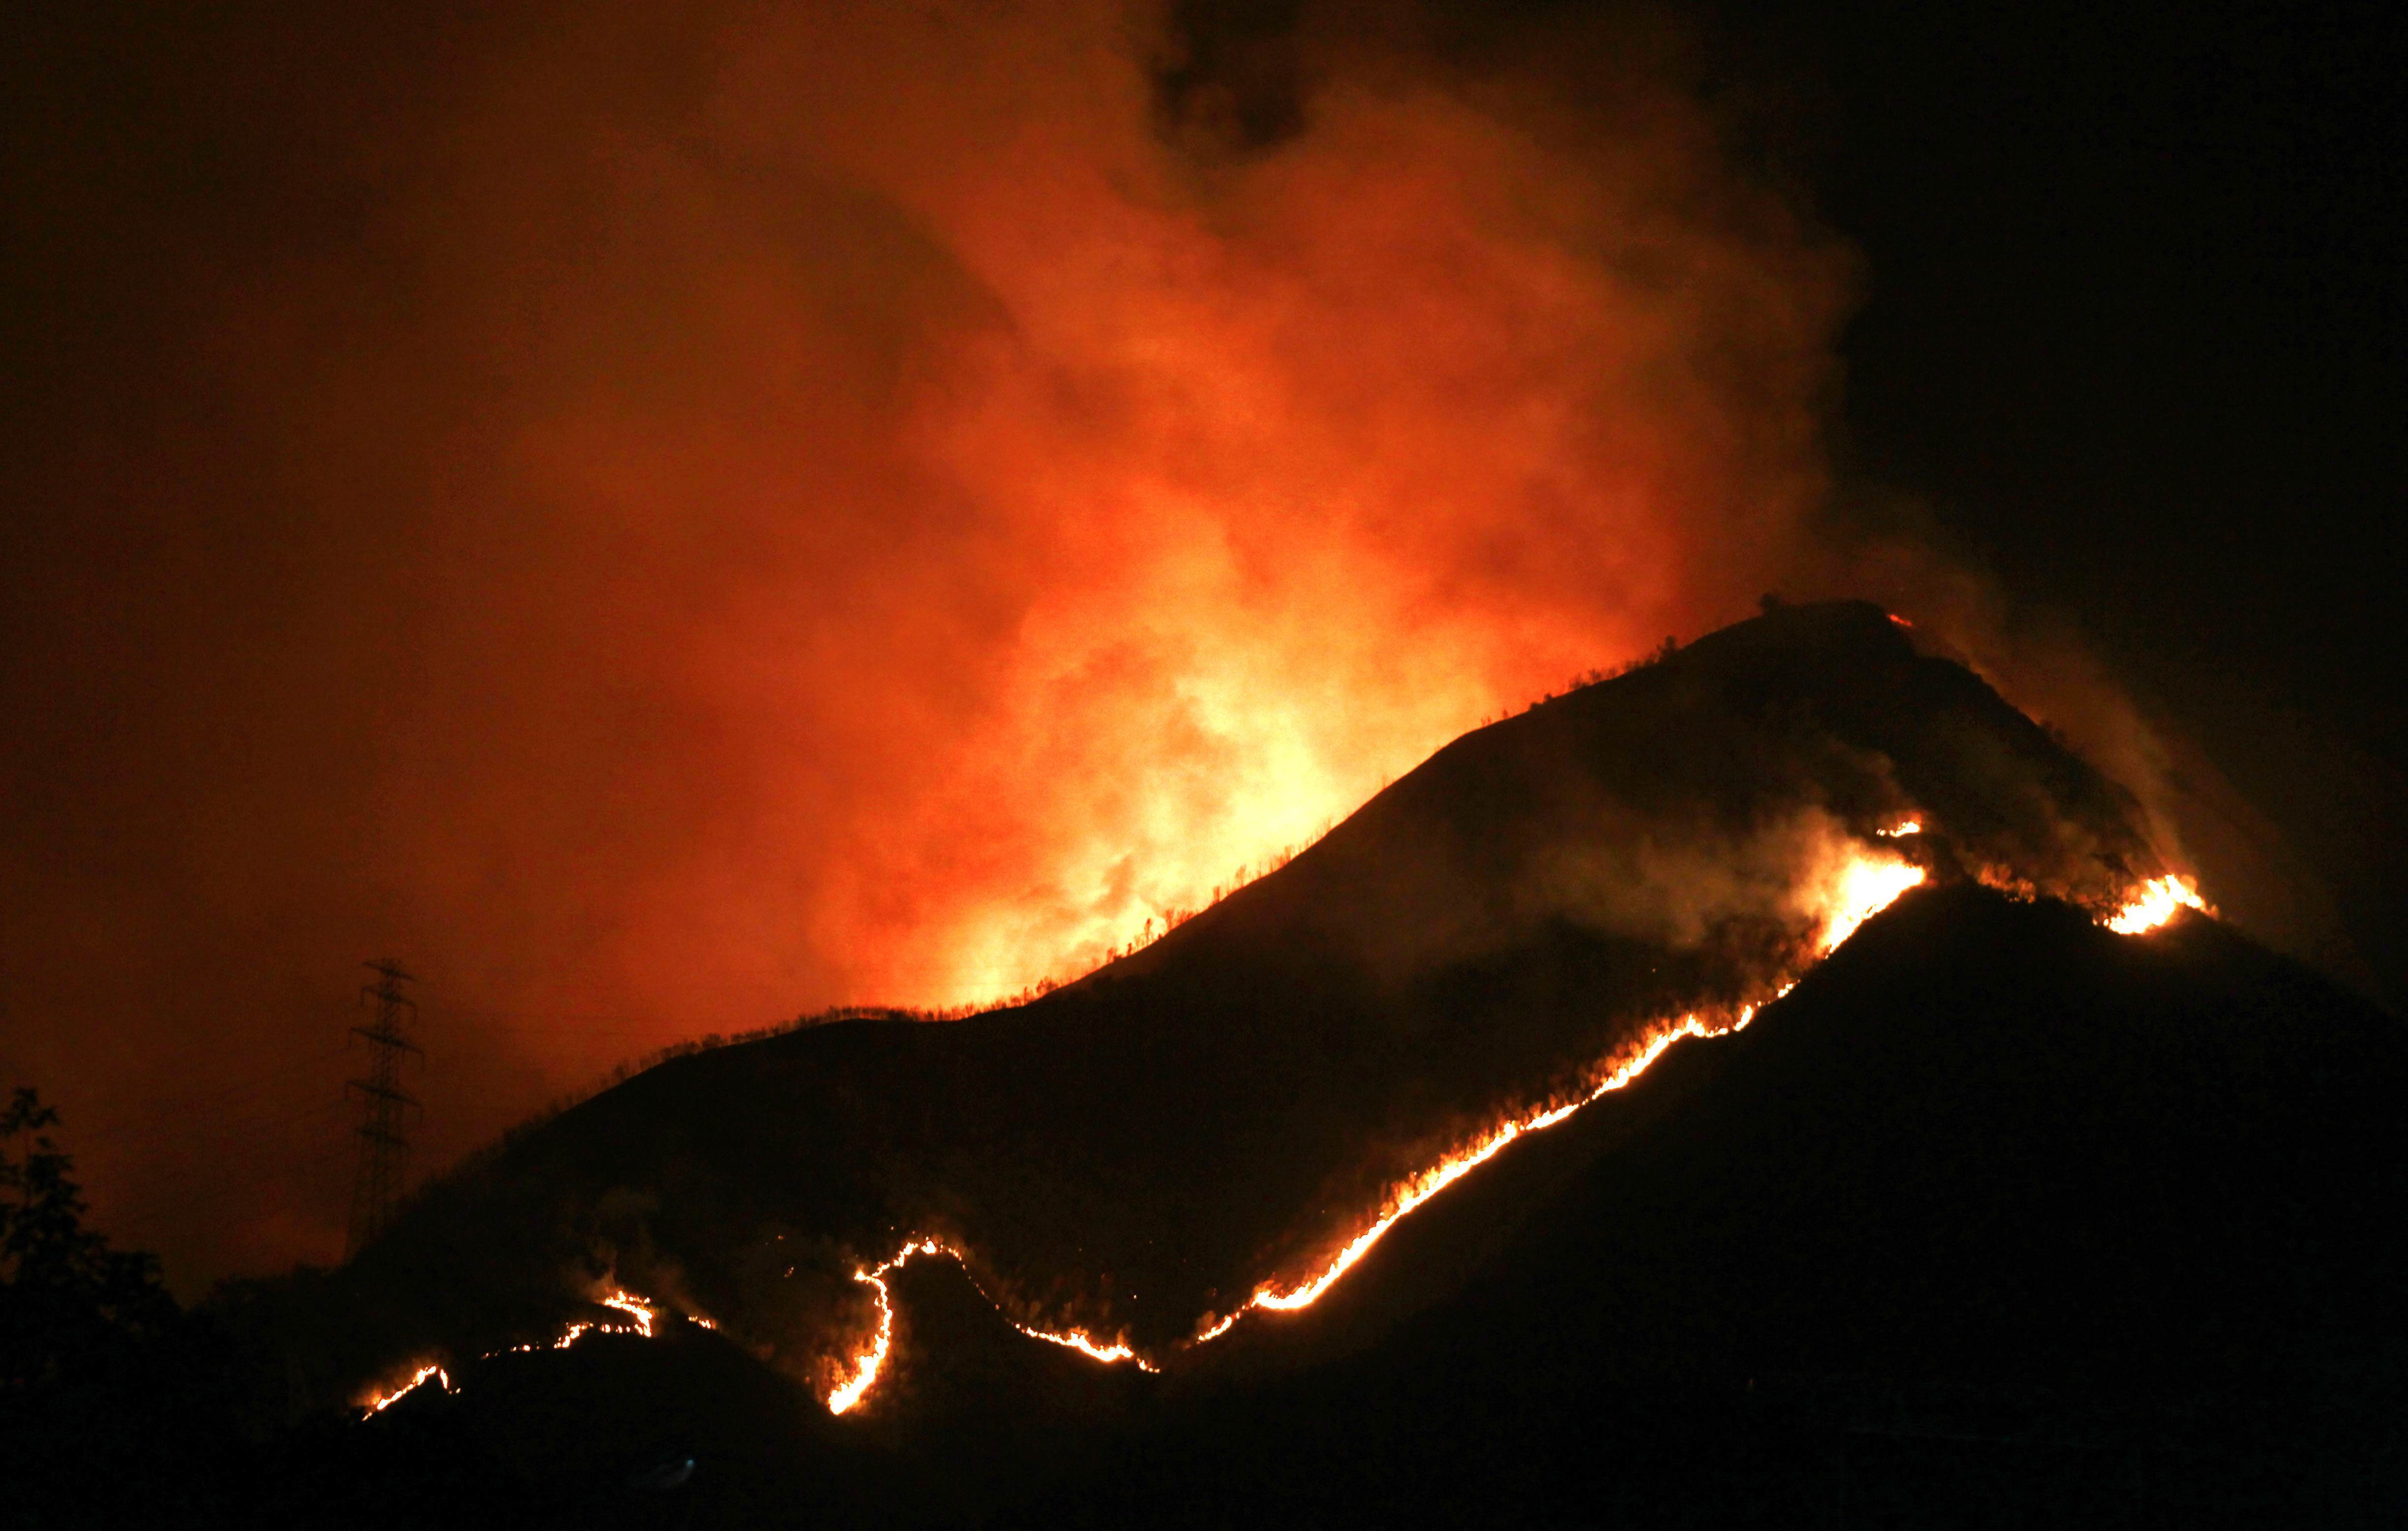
[3,0,2400,1293]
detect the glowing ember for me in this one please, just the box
[363,1363,449,1413]
[1877,820,1922,838]
[2107,874,2211,935]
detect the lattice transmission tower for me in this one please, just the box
[345,960,421,1259]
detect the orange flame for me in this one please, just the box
[825,1238,1155,1415]
[1814,856,1928,955]
[362,1362,449,1413]
[1242,1009,1736,1315]
[363,1287,708,1418]
[826,1239,936,1415]
[599,1288,656,1337]
[371,856,2210,1424]
[2106,874,2211,935]
[489,1286,696,1356]
[1185,847,1918,1328]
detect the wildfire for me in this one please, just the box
[822,845,1928,1414]
[2106,874,2211,935]
[826,1240,934,1415]
[1243,1009,1736,1315]
[367,852,2218,1425]
[506,1289,662,1354]
[599,1288,656,1337]
[363,1286,694,1414]
[1174,847,1916,1330]
[825,1238,1156,1415]
[1016,1325,1149,1367]
[363,1362,449,1413]
[1815,856,1928,954]
[1877,820,1922,838]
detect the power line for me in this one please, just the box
[345,959,421,1260]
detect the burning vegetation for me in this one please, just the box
[359,838,2208,1420]
[313,603,2228,1428]
[808,851,2202,1414]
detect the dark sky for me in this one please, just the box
[3,0,2401,1290]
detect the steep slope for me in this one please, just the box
[288,601,2177,1411]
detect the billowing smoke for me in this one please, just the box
[0,0,1853,1286]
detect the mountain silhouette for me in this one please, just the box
[199,599,2405,1526]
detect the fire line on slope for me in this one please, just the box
[826,1239,1159,1416]
[368,856,2214,1423]
[359,1287,712,1414]
[821,845,1962,1413]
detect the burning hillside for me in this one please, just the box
[266,601,2202,1422]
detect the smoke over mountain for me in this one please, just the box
[1,1,1856,1284]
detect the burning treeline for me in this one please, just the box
[324,603,2209,1423]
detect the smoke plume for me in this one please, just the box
[0,0,1851,1285]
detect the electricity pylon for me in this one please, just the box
[345,960,421,1260]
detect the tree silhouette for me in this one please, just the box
[1,1087,175,1394]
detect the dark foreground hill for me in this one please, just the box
[229,883,2408,1529]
